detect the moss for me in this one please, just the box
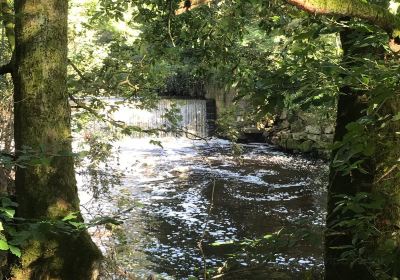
[299,140,313,153]
[47,199,72,218]
[11,0,101,278]
[21,241,41,268]
[12,233,102,280]
[285,138,298,150]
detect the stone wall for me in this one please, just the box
[204,84,238,116]
[203,84,335,158]
[263,110,335,158]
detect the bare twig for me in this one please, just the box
[68,59,91,82]
[197,179,216,280]
[168,0,176,47]
[375,163,399,183]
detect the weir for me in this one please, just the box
[112,99,215,138]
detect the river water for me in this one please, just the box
[77,136,327,280]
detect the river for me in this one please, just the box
[77,136,327,280]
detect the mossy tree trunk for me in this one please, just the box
[11,1,101,279]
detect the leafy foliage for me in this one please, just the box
[67,0,400,278]
[0,0,397,277]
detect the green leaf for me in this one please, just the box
[393,112,400,121]
[347,203,365,214]
[149,140,163,148]
[0,208,15,218]
[263,234,273,239]
[1,197,18,208]
[0,240,9,250]
[210,240,234,246]
[9,245,21,257]
[62,212,78,221]
[68,221,84,229]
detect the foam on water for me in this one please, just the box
[76,136,328,279]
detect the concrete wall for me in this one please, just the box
[204,84,238,117]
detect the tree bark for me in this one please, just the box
[286,0,400,35]
[12,1,101,279]
[325,23,400,280]
[325,88,374,278]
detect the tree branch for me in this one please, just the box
[69,93,127,129]
[176,0,400,51]
[168,0,176,47]
[286,0,400,35]
[68,59,91,83]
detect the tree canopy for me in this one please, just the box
[0,0,399,279]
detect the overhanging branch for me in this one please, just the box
[176,0,400,51]
[286,0,400,35]
[68,93,125,128]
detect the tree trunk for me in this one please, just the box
[372,89,400,278]
[12,1,101,279]
[324,26,373,279]
[325,89,374,279]
[325,24,399,279]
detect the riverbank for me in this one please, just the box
[238,110,334,160]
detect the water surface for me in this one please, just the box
[77,137,327,279]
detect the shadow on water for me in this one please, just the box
[77,138,327,280]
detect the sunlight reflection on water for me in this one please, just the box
[77,137,327,279]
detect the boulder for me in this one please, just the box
[299,140,313,153]
[307,134,321,142]
[279,130,291,140]
[280,110,288,120]
[285,138,299,150]
[292,132,307,140]
[243,127,262,134]
[271,135,280,145]
[305,125,321,135]
[324,126,335,134]
[321,134,334,142]
[280,120,290,129]
[290,120,304,132]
